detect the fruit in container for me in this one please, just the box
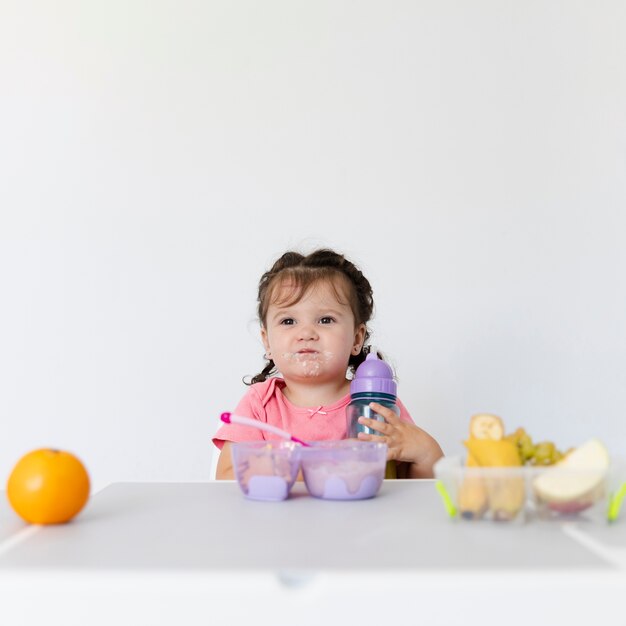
[464,437,522,468]
[532,441,562,465]
[505,427,568,466]
[458,469,487,519]
[533,438,610,514]
[484,473,526,522]
[457,414,504,519]
[463,436,525,521]
[468,413,504,440]
[448,415,612,522]
[505,427,536,463]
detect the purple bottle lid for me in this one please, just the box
[350,351,397,397]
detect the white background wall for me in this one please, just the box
[1,0,625,491]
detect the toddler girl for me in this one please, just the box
[213,249,443,479]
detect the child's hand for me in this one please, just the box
[357,402,444,478]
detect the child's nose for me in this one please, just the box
[298,323,318,341]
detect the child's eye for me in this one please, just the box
[280,318,295,326]
[319,316,335,324]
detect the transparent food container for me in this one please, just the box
[434,456,626,523]
[301,440,387,500]
[231,441,302,501]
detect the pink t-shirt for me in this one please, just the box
[212,377,415,449]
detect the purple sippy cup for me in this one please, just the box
[346,349,399,478]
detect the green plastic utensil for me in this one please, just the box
[607,482,626,522]
[435,480,457,519]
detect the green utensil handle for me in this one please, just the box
[607,482,626,522]
[435,480,457,519]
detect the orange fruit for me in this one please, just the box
[7,448,90,524]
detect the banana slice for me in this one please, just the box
[469,414,504,441]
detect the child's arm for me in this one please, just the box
[216,442,235,480]
[357,402,444,479]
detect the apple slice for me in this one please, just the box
[533,438,609,514]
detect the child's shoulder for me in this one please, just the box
[246,377,286,408]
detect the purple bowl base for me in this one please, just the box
[245,475,289,501]
[319,475,382,500]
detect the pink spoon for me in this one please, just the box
[220,412,311,447]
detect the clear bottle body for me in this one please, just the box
[346,393,400,438]
[346,392,399,479]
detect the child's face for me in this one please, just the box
[261,279,366,384]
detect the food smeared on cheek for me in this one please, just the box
[281,351,334,377]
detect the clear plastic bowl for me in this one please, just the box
[231,441,301,501]
[300,440,387,500]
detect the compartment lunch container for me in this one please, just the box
[434,456,626,523]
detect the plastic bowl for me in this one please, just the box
[300,440,387,500]
[231,441,301,501]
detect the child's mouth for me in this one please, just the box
[280,351,334,376]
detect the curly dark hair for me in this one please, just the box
[247,249,376,385]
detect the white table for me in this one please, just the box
[1,481,625,626]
